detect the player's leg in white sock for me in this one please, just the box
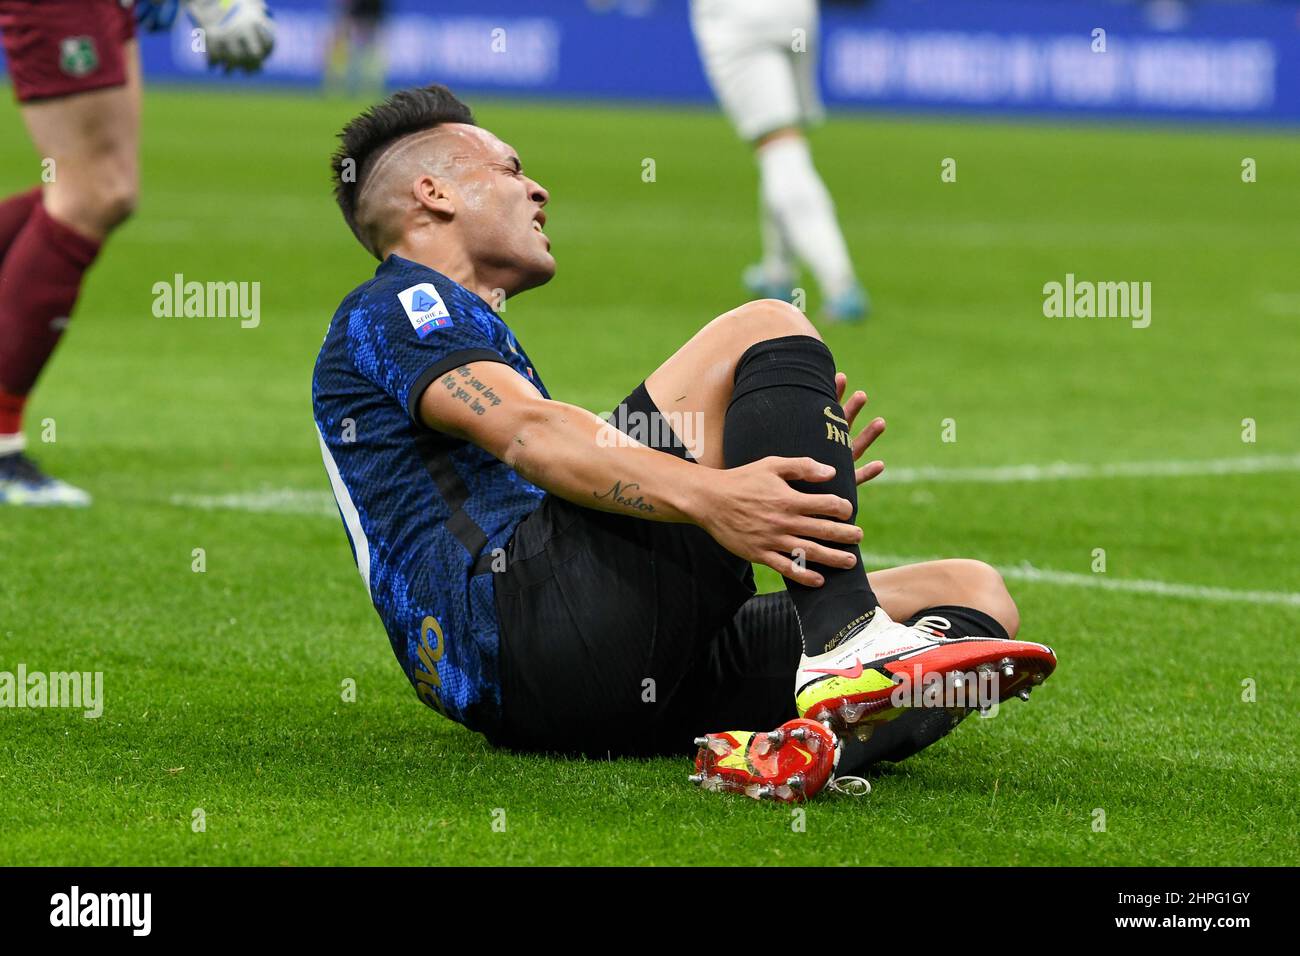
[758,189,796,286]
[743,189,798,300]
[756,132,857,301]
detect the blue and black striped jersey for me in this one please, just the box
[312,255,549,731]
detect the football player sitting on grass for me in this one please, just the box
[312,85,1057,801]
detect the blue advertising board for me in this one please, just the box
[3,0,1298,124]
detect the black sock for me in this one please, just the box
[722,334,879,656]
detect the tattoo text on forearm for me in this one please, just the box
[594,479,655,513]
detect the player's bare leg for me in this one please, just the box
[20,43,141,241]
[868,559,1020,639]
[644,297,821,468]
[0,41,141,506]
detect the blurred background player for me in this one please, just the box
[689,0,868,323]
[325,0,387,98]
[0,0,274,506]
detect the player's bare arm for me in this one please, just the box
[416,358,864,587]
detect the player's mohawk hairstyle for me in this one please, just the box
[331,84,476,257]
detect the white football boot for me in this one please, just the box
[794,606,1056,739]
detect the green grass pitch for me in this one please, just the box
[1,86,1297,866]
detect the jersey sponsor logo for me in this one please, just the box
[398,283,454,339]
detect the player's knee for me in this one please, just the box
[728,298,821,347]
[949,559,1020,638]
[92,175,139,232]
[49,166,138,236]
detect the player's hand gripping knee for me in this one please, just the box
[699,457,862,587]
[835,372,887,487]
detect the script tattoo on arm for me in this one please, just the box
[438,364,505,417]
[594,479,655,514]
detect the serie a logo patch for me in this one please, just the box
[397,283,454,339]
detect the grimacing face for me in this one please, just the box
[439,124,554,297]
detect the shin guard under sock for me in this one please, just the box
[722,334,878,655]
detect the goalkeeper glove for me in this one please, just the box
[185,0,276,74]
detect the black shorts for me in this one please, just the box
[488,383,1006,761]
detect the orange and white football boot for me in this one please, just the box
[795,608,1057,738]
[688,718,846,802]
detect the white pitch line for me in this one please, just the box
[169,488,337,517]
[860,552,1300,609]
[165,490,1300,610]
[1260,293,1300,315]
[167,454,1300,518]
[878,453,1300,485]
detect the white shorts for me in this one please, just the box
[689,0,824,141]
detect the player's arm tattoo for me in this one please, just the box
[438,364,504,417]
[594,479,655,514]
